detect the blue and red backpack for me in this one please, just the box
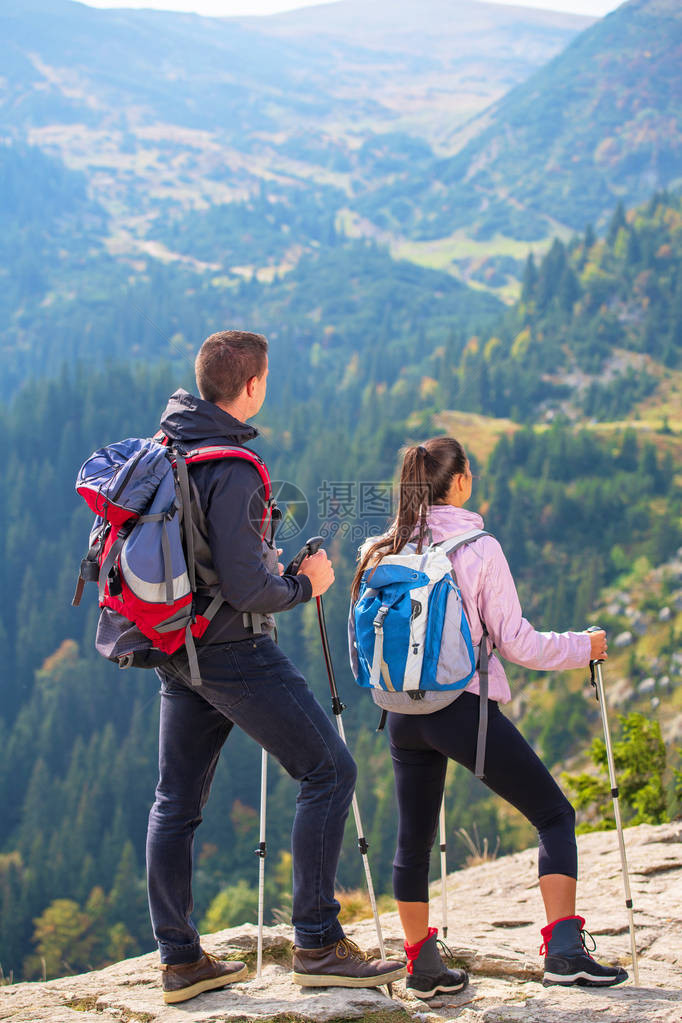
[72,435,274,685]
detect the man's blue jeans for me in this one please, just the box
[146,634,357,964]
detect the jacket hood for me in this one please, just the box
[159,389,259,447]
[425,504,485,543]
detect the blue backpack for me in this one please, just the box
[351,529,491,777]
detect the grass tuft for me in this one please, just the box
[64,997,98,1012]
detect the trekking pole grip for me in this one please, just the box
[586,624,605,700]
[284,535,325,576]
[586,624,606,664]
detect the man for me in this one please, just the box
[147,330,405,1004]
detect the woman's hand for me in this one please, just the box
[588,629,608,662]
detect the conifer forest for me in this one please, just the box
[1,0,681,984]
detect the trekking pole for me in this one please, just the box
[286,537,393,994]
[587,625,640,985]
[255,747,268,979]
[317,590,393,996]
[252,548,316,982]
[439,797,448,939]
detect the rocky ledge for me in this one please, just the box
[2,822,681,1023]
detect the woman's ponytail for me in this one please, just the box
[397,444,431,554]
[350,436,468,603]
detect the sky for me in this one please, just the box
[82,0,625,19]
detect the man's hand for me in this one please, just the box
[588,629,608,662]
[299,550,335,597]
[277,548,284,576]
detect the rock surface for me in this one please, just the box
[2,822,681,1023]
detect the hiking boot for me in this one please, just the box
[161,950,248,1003]
[405,927,469,1000]
[292,937,406,987]
[541,915,628,987]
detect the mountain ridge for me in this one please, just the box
[0,0,593,220]
[356,0,682,247]
[238,0,595,52]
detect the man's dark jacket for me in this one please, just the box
[160,389,312,643]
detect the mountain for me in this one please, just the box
[0,139,502,395]
[2,0,679,296]
[442,191,682,424]
[245,0,591,50]
[0,0,337,136]
[1,188,680,984]
[357,0,682,246]
[0,0,591,294]
[2,0,682,990]
[239,0,594,143]
[0,142,109,372]
[0,0,591,142]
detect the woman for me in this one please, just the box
[350,437,627,999]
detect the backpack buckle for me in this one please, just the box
[108,564,123,597]
[79,557,100,583]
[373,605,389,631]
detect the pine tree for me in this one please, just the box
[579,224,596,268]
[521,252,537,304]
[108,843,146,952]
[0,854,25,979]
[25,898,95,980]
[563,713,669,832]
[606,202,627,247]
[200,880,259,933]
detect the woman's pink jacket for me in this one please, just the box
[427,505,591,703]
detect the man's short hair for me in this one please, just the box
[195,330,268,405]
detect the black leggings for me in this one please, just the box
[388,692,577,902]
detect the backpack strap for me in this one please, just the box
[173,452,196,593]
[406,525,433,552]
[160,439,275,675]
[158,435,274,540]
[185,625,201,688]
[169,593,225,688]
[475,625,490,779]
[436,528,492,779]
[182,445,273,541]
[72,529,106,606]
[97,534,127,604]
[433,528,491,558]
[370,605,390,687]
[180,443,278,652]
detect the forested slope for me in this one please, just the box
[0,143,502,395]
[6,0,672,299]
[449,192,682,421]
[1,189,681,983]
[357,0,682,243]
[2,0,682,991]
